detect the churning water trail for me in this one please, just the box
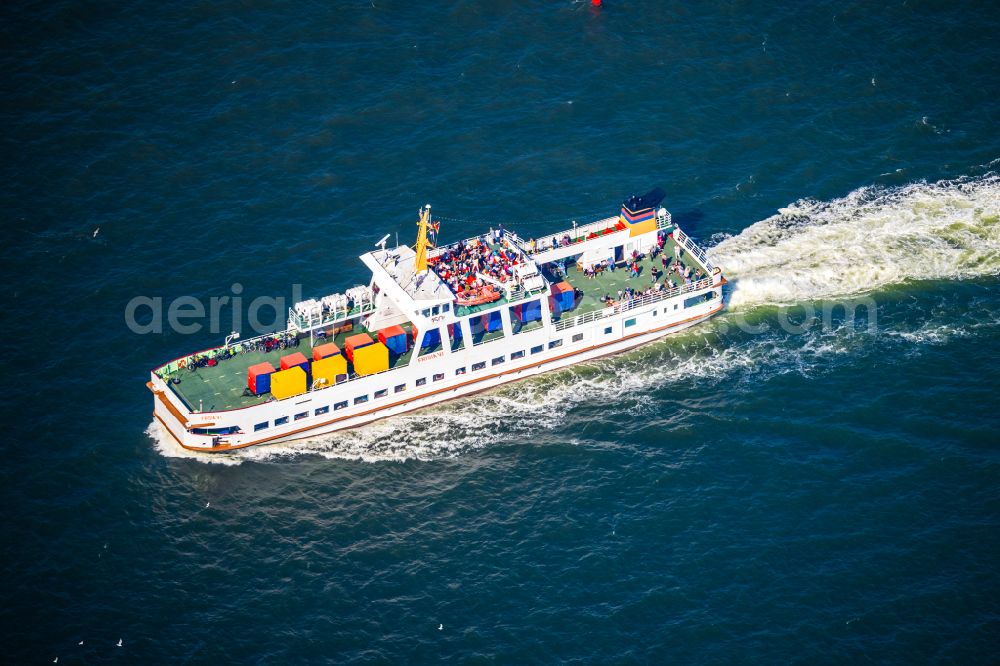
[711,173,1000,308]
[151,173,1000,464]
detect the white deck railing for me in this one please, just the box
[656,210,673,230]
[672,227,714,272]
[530,216,624,255]
[287,301,376,332]
[553,276,716,331]
[155,328,305,377]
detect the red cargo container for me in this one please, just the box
[247,362,276,395]
[344,333,374,361]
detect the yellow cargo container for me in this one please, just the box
[270,366,307,400]
[352,342,389,376]
[311,354,347,386]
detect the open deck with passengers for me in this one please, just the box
[152,188,722,432]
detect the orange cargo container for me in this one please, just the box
[280,351,309,371]
[344,333,374,361]
[352,342,389,376]
[270,366,307,400]
[312,342,341,362]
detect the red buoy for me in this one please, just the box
[592,0,601,6]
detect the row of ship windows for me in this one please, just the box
[249,297,715,433]
[419,303,450,318]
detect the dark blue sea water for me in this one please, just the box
[3,0,1000,662]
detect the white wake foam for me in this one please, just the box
[710,173,1000,308]
[147,421,244,465]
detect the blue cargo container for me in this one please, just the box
[378,326,409,355]
[521,300,541,322]
[556,289,574,312]
[385,334,406,354]
[420,327,441,348]
[248,362,276,395]
[484,310,503,332]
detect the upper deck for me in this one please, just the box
[156,225,714,413]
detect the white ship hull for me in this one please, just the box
[151,289,723,453]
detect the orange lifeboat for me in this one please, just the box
[455,285,501,307]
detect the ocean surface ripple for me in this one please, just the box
[2,0,999,662]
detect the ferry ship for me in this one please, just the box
[148,189,726,452]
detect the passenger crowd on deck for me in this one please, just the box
[432,234,523,295]
[579,235,706,290]
[431,226,709,310]
[598,259,707,308]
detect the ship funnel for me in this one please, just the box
[620,187,665,237]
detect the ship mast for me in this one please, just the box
[414,204,432,273]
